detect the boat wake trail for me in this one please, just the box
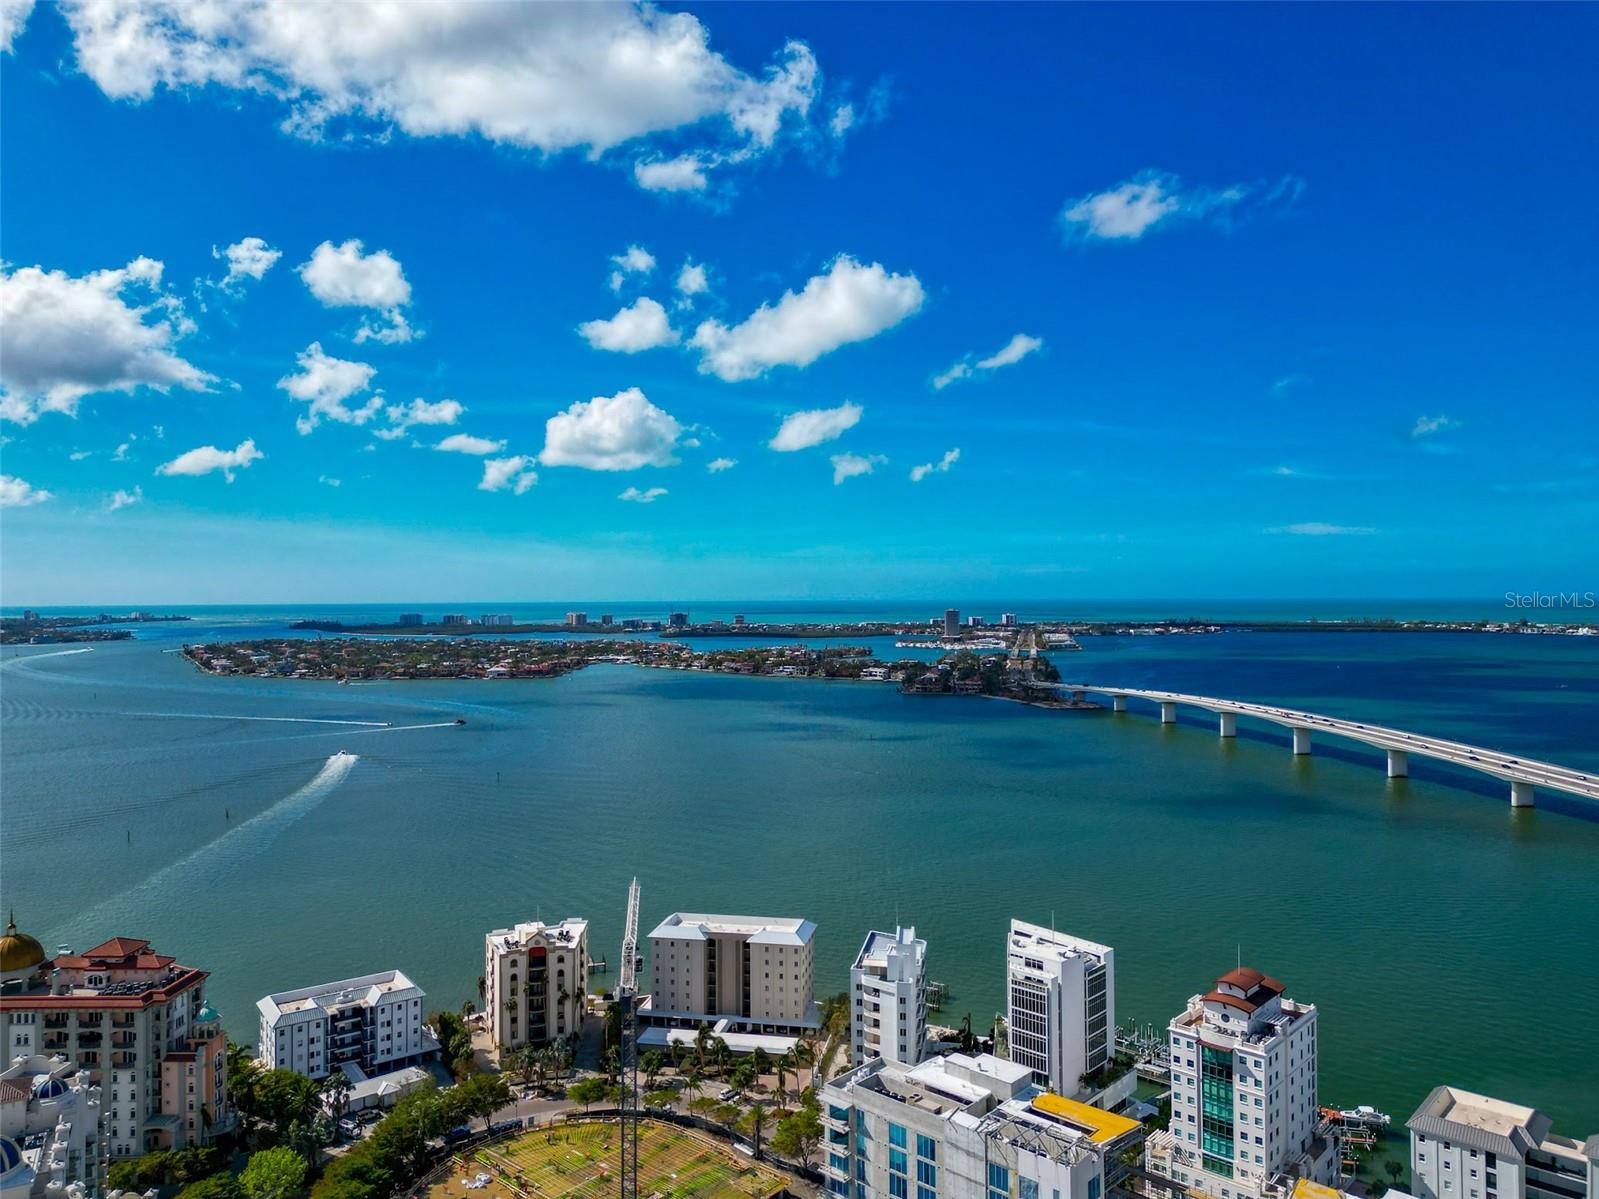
[128,712,391,727]
[62,752,360,937]
[0,647,95,675]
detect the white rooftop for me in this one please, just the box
[1008,919,1112,962]
[651,912,816,947]
[258,969,423,1020]
[855,926,926,971]
[487,918,588,951]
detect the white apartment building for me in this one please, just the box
[821,1052,1139,1199]
[641,913,818,1054]
[0,1055,104,1199]
[1145,968,1334,1199]
[483,918,589,1058]
[257,970,427,1081]
[0,926,230,1160]
[851,927,927,1067]
[1006,921,1115,1097]
[1407,1086,1598,1199]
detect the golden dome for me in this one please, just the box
[0,913,46,973]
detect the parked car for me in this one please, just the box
[338,1118,360,1140]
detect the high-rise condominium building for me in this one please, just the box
[821,1051,1140,1199]
[943,609,961,638]
[641,913,818,1053]
[1145,968,1334,1199]
[0,923,230,1159]
[851,926,927,1067]
[1005,921,1115,1097]
[1407,1087,1598,1199]
[483,918,589,1058]
[257,970,427,1081]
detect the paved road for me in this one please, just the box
[1060,684,1599,803]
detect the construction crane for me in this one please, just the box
[618,878,641,1199]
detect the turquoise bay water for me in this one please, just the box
[2,609,1597,1129]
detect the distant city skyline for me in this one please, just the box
[2,3,1596,604]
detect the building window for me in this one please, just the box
[917,1135,936,1161]
[1019,1181,1038,1199]
[988,1163,1010,1199]
[1088,1180,1101,1199]
[889,1123,907,1149]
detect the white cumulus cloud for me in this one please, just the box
[634,155,709,193]
[770,401,862,452]
[910,448,960,482]
[540,387,682,471]
[214,236,281,287]
[691,256,924,381]
[677,261,709,297]
[934,333,1043,389]
[1061,171,1303,242]
[377,397,462,440]
[1,0,35,52]
[56,1,821,177]
[0,474,52,507]
[831,452,885,485]
[106,486,143,511]
[157,438,262,481]
[578,297,678,353]
[1410,414,1458,439]
[435,433,505,456]
[707,457,737,473]
[276,342,380,434]
[479,456,538,495]
[618,486,668,503]
[298,239,415,344]
[0,257,213,425]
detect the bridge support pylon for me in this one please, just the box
[1292,727,1312,755]
[1387,749,1408,778]
[1218,713,1237,738]
[1112,695,1128,713]
[1160,701,1177,724]
[1510,780,1535,808]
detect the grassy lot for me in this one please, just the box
[427,1119,788,1199]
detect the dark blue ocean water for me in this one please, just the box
[2,604,1596,1129]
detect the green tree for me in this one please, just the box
[641,1050,663,1089]
[738,1106,768,1159]
[320,1072,352,1124]
[256,1069,320,1133]
[240,1147,308,1199]
[730,1060,756,1091]
[770,1105,822,1167]
[566,1077,609,1113]
[176,1175,247,1199]
[453,1073,511,1124]
[427,1009,476,1081]
[750,1047,772,1084]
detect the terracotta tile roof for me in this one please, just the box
[81,937,152,960]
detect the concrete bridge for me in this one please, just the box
[1055,684,1598,808]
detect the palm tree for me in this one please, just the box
[694,1023,714,1072]
[684,1067,703,1107]
[320,1071,352,1124]
[641,1050,663,1090]
[774,1052,793,1105]
[751,1046,772,1086]
[460,999,476,1019]
[712,1038,732,1079]
[747,1105,767,1159]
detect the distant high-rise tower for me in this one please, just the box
[850,926,927,1066]
[1005,919,1114,1095]
[943,608,960,638]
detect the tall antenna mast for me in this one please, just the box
[618,878,641,1199]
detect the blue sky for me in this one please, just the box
[1,1,1595,603]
